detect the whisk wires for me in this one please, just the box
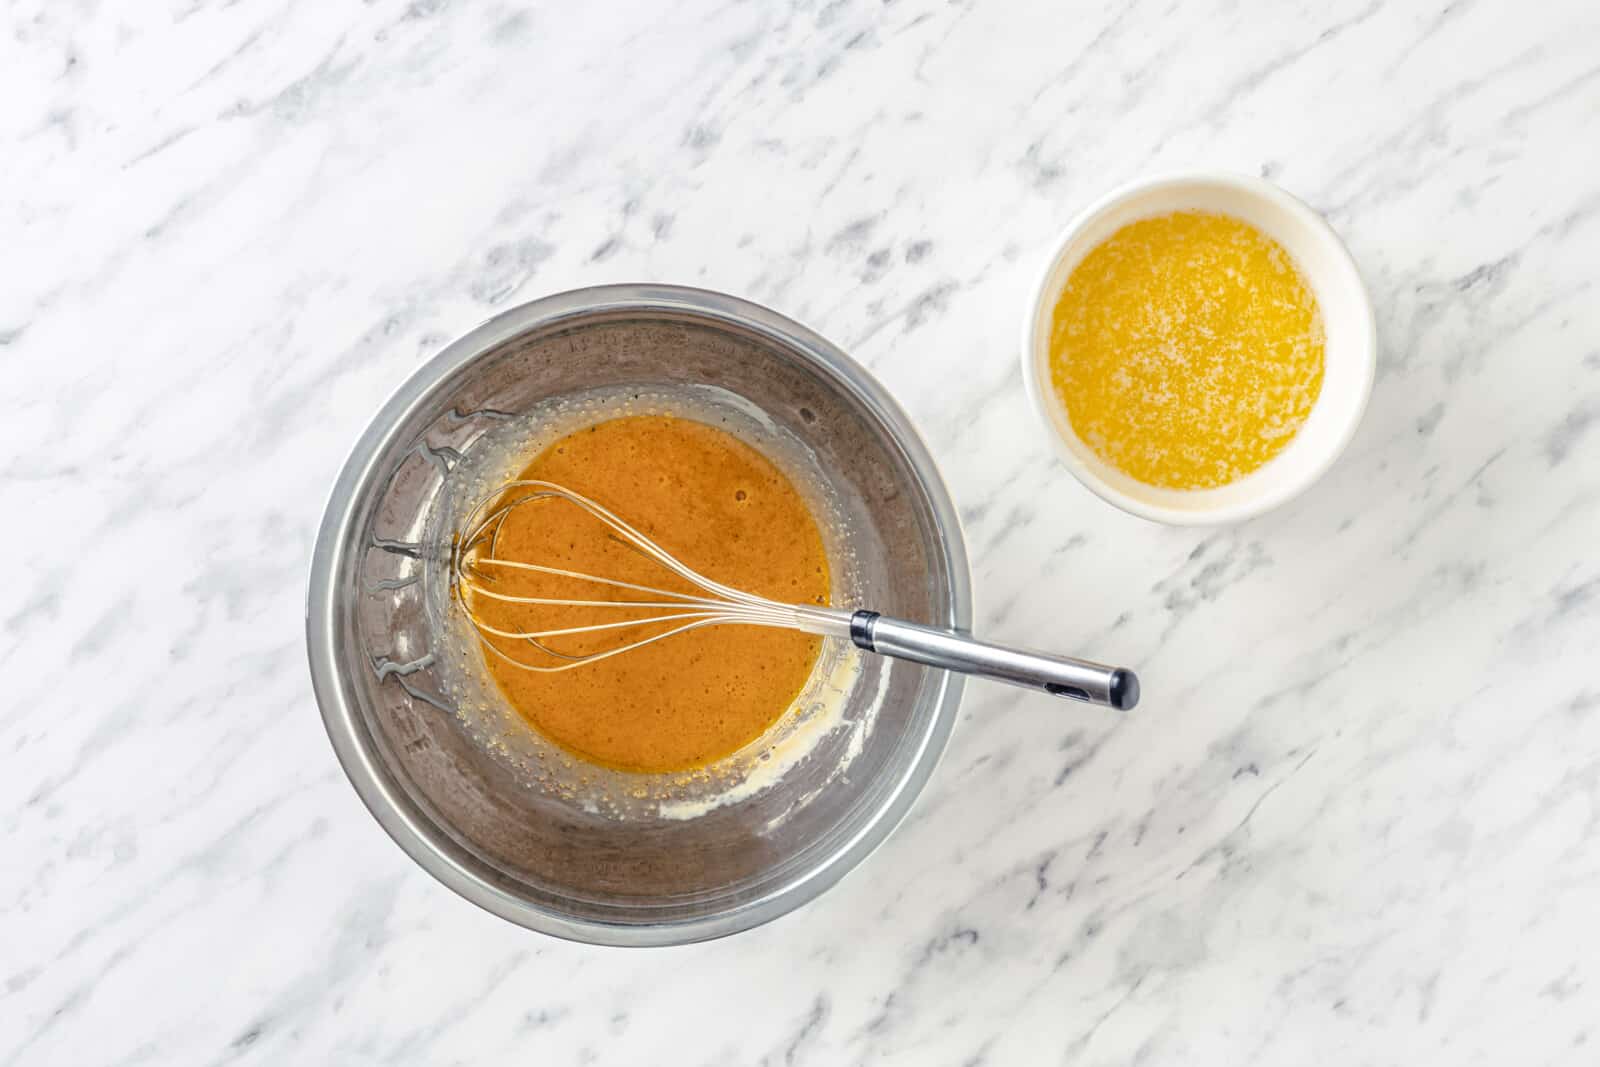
[451,480,849,673]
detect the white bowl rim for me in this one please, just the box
[1020,171,1376,526]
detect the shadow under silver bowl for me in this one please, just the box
[306,284,971,945]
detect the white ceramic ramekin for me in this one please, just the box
[1021,172,1376,525]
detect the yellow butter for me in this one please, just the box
[1048,210,1325,490]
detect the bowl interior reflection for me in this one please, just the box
[311,289,969,944]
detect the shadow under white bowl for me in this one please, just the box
[1022,172,1376,525]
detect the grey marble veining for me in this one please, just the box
[4,0,1599,1062]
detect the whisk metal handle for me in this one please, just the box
[849,612,1139,710]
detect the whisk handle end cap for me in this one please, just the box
[1108,668,1140,711]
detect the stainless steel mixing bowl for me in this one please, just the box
[306,284,971,945]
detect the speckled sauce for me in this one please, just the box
[1049,210,1326,489]
[468,415,832,773]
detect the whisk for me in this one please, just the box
[451,480,1139,710]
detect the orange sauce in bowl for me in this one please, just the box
[469,415,830,773]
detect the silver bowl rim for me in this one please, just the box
[305,283,973,946]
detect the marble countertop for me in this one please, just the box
[7,1,1600,1062]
